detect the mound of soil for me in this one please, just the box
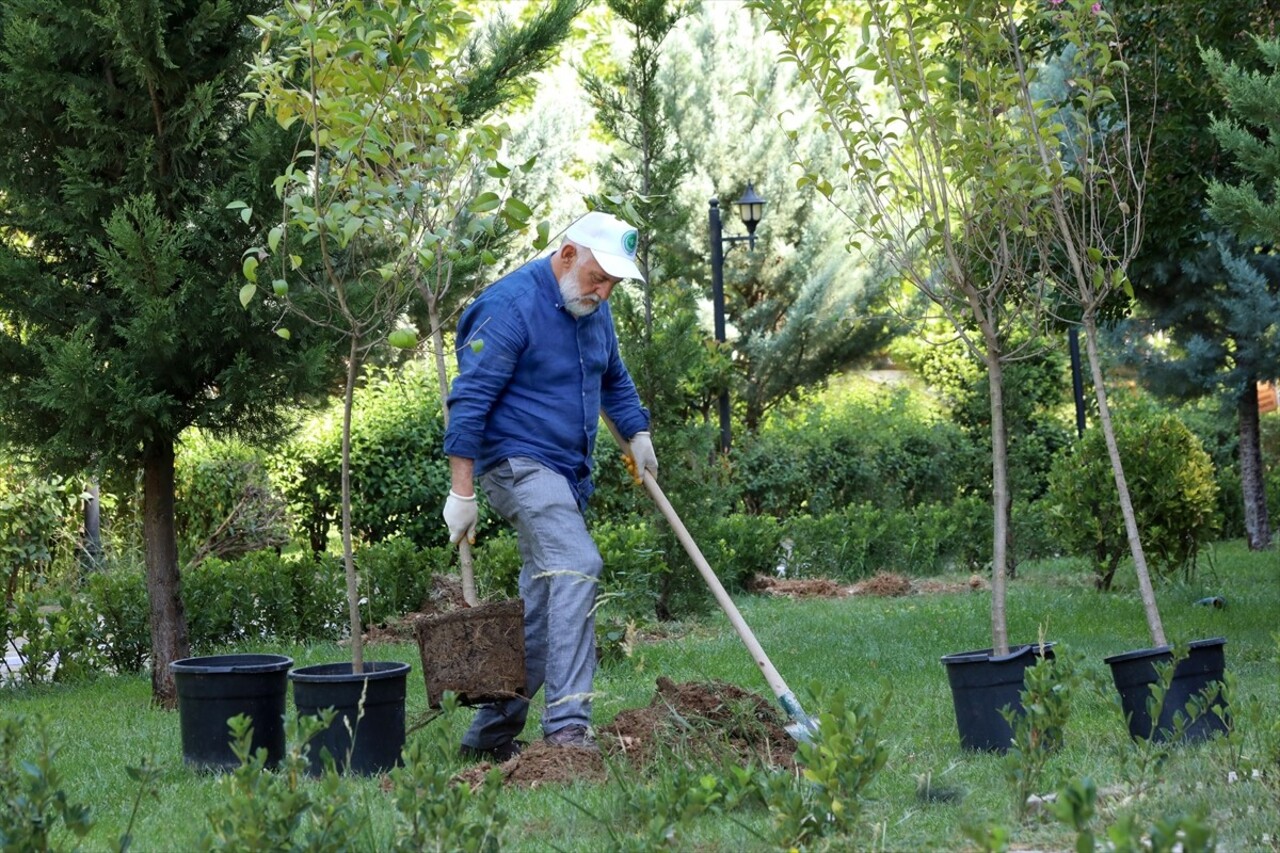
[850,571,913,597]
[748,570,990,600]
[454,677,798,789]
[748,575,849,598]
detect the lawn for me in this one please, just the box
[4,540,1277,851]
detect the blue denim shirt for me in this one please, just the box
[443,256,650,507]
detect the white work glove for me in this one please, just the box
[443,491,478,545]
[626,431,658,484]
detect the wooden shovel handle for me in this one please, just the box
[601,415,796,706]
[459,538,479,607]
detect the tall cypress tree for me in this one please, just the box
[0,0,336,706]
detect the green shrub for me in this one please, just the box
[83,569,150,674]
[1046,408,1220,589]
[269,365,455,555]
[696,513,783,592]
[358,537,452,625]
[779,498,991,581]
[183,551,344,647]
[0,461,81,600]
[592,520,667,625]
[735,383,973,517]
[469,530,522,601]
[175,432,291,569]
[3,591,101,685]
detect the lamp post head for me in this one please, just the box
[736,182,766,236]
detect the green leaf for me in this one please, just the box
[470,192,501,213]
[388,328,417,349]
[242,255,259,283]
[275,327,291,340]
[239,284,257,308]
[532,220,550,251]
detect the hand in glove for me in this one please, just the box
[443,491,478,544]
[625,431,658,485]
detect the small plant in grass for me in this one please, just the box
[199,710,369,852]
[959,821,1012,853]
[1048,776,1216,853]
[761,689,890,849]
[605,765,729,852]
[387,736,506,852]
[1001,645,1079,818]
[1107,646,1220,796]
[0,713,93,850]
[562,755,767,853]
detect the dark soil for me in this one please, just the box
[454,677,798,789]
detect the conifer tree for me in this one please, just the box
[0,0,336,706]
[662,4,897,430]
[1197,36,1280,550]
[1117,3,1278,552]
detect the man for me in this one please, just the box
[442,211,658,760]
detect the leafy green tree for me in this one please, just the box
[752,0,1060,655]
[242,0,537,671]
[0,0,336,706]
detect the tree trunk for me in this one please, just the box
[1237,381,1272,551]
[80,477,103,573]
[429,297,451,430]
[342,335,364,674]
[985,341,1010,657]
[142,439,190,708]
[1082,319,1166,647]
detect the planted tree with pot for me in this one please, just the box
[751,0,1059,657]
[1016,0,1166,647]
[239,0,538,673]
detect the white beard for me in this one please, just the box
[559,262,601,318]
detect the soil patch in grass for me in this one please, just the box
[454,676,797,789]
[749,570,989,599]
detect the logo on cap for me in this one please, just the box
[622,230,638,256]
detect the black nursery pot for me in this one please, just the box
[289,660,411,775]
[1104,637,1229,744]
[170,653,293,772]
[941,643,1055,752]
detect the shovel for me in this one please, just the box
[605,417,819,743]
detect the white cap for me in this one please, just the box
[564,211,645,282]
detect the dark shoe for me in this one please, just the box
[459,739,524,762]
[544,724,598,751]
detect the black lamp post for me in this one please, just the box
[709,182,766,453]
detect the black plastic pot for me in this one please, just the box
[1104,637,1229,743]
[941,643,1055,752]
[289,660,410,775]
[170,653,293,772]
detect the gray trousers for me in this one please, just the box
[461,457,603,750]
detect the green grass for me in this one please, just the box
[4,540,1277,851]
